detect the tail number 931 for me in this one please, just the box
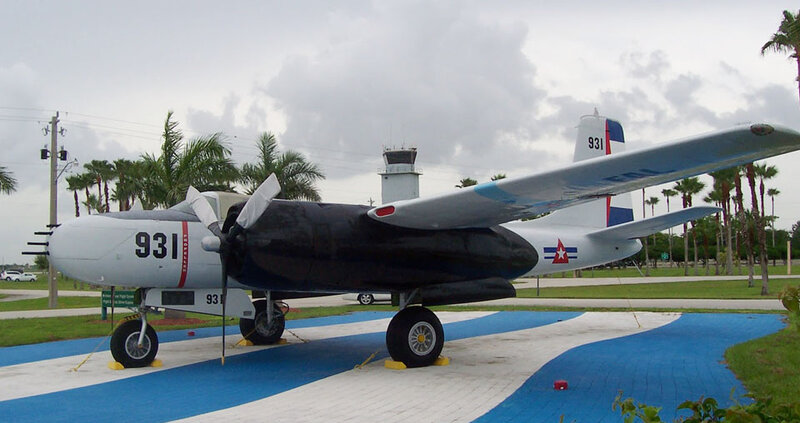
[135,232,179,259]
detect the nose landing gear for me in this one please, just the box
[109,318,159,368]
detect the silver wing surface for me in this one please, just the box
[368,123,800,229]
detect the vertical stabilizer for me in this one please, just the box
[543,113,634,229]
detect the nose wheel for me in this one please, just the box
[110,319,159,368]
[386,306,443,368]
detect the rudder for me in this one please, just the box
[545,112,634,229]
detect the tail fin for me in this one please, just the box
[543,112,634,229]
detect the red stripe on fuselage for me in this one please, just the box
[178,221,189,287]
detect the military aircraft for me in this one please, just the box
[45,114,800,369]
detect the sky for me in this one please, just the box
[2,0,800,265]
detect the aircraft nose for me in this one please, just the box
[48,215,135,283]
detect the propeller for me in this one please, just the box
[186,174,281,365]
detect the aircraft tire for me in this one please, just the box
[357,293,374,305]
[239,299,285,345]
[386,306,443,368]
[109,319,159,368]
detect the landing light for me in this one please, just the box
[375,206,395,217]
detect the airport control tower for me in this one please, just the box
[379,147,422,204]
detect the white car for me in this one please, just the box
[2,271,37,282]
[2,270,21,280]
[342,292,391,305]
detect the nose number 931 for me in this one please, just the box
[135,232,179,259]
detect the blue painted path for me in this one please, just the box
[475,313,785,422]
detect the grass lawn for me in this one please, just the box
[0,296,100,312]
[725,326,800,411]
[517,278,797,299]
[544,264,792,278]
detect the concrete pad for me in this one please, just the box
[176,312,676,423]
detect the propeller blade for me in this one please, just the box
[235,174,281,230]
[221,259,227,366]
[186,186,221,236]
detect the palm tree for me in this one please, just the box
[694,216,718,275]
[761,10,800,104]
[646,196,659,217]
[708,168,737,275]
[83,194,105,215]
[661,188,678,266]
[745,163,770,295]
[66,174,83,217]
[731,166,757,286]
[643,196,660,275]
[111,159,145,211]
[704,185,727,276]
[754,164,778,219]
[83,160,116,213]
[141,111,239,208]
[0,165,17,194]
[674,177,705,275]
[490,174,506,181]
[240,132,325,200]
[768,188,781,246]
[456,177,477,188]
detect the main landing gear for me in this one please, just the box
[385,306,444,368]
[238,298,286,345]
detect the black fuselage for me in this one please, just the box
[227,200,538,292]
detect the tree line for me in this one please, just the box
[631,162,784,296]
[64,111,325,216]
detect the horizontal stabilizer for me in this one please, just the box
[588,206,721,240]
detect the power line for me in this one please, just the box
[0,106,56,114]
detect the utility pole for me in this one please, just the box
[42,112,67,309]
[48,113,59,308]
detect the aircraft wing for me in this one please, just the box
[587,206,721,240]
[368,123,800,230]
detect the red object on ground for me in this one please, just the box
[554,380,568,390]
[187,331,195,336]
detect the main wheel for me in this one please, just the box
[357,293,375,305]
[110,319,159,368]
[239,299,285,345]
[386,306,444,368]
